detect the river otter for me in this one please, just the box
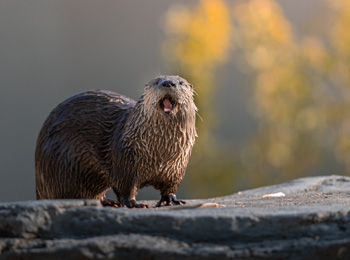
[35,75,197,208]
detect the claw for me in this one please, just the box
[122,198,149,208]
[156,193,187,207]
[101,199,122,207]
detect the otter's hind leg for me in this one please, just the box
[101,199,122,207]
[112,186,149,208]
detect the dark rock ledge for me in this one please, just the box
[1,175,350,260]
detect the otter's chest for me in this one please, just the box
[135,124,193,177]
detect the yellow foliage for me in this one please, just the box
[163,0,231,144]
[237,0,350,179]
[163,0,350,195]
[329,0,350,58]
[164,0,231,71]
[327,0,350,171]
[163,0,233,197]
[233,0,293,52]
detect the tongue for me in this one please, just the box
[163,98,173,112]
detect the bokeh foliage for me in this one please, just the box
[163,0,350,197]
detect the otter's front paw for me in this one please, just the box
[122,198,149,208]
[156,193,187,207]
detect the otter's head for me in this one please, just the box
[143,75,196,116]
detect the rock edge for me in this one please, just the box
[1,175,350,259]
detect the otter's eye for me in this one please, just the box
[154,80,159,85]
[179,81,183,85]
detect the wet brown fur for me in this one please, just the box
[35,75,197,203]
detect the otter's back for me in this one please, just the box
[35,90,135,200]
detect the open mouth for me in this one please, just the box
[159,95,176,114]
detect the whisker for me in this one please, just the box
[196,111,203,122]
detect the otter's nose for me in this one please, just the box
[161,80,176,88]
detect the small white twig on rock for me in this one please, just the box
[262,192,286,198]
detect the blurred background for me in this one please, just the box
[1,0,349,202]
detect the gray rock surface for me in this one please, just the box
[1,175,350,259]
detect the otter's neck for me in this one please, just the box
[123,95,197,155]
